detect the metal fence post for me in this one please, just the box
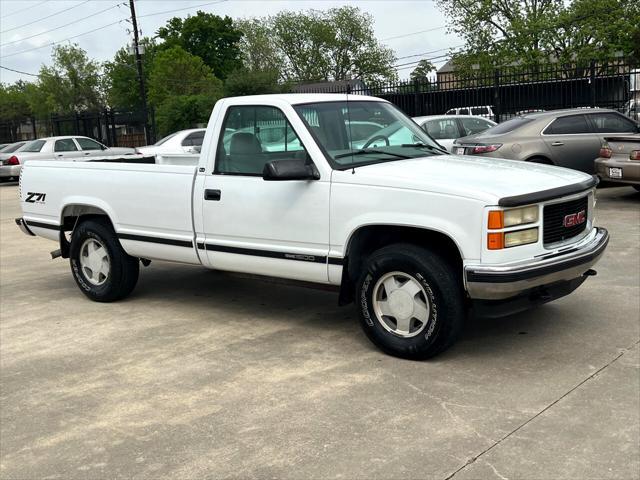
[413,81,420,116]
[493,68,501,122]
[590,60,596,107]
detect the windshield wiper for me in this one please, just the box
[334,149,412,160]
[401,143,447,153]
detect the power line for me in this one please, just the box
[0,65,39,76]
[137,0,228,18]
[382,26,447,42]
[1,18,128,59]
[395,44,465,61]
[0,0,49,20]
[1,3,126,48]
[0,0,91,34]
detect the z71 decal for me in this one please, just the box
[25,192,47,204]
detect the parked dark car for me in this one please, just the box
[453,109,640,173]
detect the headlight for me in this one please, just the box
[504,227,538,248]
[488,205,538,229]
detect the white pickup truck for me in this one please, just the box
[16,94,609,359]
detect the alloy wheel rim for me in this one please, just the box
[79,238,110,286]
[372,271,431,338]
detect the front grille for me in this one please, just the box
[543,196,589,245]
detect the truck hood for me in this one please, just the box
[333,154,592,204]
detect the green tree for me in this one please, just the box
[223,69,286,97]
[103,38,156,110]
[36,44,104,113]
[147,46,222,107]
[270,6,397,84]
[156,11,243,80]
[155,94,215,137]
[0,81,33,139]
[236,18,284,76]
[437,0,640,74]
[147,46,223,136]
[410,60,436,82]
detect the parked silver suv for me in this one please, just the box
[453,109,640,173]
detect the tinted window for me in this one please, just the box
[54,139,78,152]
[544,115,590,134]
[2,142,26,153]
[459,108,471,115]
[75,137,103,150]
[460,117,495,135]
[424,118,461,139]
[21,140,46,152]
[489,117,534,134]
[181,131,205,146]
[471,107,488,115]
[588,113,637,133]
[216,106,306,175]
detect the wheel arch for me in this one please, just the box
[58,203,116,259]
[524,154,554,165]
[338,224,464,305]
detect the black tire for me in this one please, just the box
[633,185,640,192]
[70,218,139,302]
[356,243,464,360]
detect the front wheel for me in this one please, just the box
[70,218,139,302]
[356,243,464,359]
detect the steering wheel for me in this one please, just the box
[362,134,390,149]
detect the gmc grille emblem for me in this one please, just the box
[563,210,586,228]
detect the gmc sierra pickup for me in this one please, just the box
[16,94,609,359]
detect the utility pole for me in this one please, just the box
[129,0,151,144]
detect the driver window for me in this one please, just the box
[216,106,307,175]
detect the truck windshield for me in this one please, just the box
[294,100,446,169]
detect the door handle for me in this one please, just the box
[551,141,564,146]
[204,189,221,201]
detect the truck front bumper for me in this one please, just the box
[465,227,609,301]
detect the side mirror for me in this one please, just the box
[263,158,320,181]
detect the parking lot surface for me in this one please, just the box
[1,182,639,479]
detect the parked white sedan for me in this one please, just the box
[136,128,206,156]
[0,136,135,179]
[412,115,496,152]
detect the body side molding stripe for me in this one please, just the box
[118,233,193,248]
[24,220,61,231]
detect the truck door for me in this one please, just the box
[199,104,331,284]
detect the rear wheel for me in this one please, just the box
[356,243,464,359]
[70,218,139,302]
[633,186,640,192]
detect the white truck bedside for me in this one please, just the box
[16,94,609,359]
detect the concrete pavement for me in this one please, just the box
[1,182,638,479]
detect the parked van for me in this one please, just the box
[445,105,495,120]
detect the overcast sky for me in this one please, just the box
[0,0,461,84]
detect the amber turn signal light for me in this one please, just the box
[487,232,504,250]
[488,211,504,229]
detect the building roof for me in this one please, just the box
[437,60,456,74]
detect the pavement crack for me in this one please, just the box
[443,339,640,480]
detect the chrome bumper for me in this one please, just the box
[465,227,609,300]
[15,218,35,236]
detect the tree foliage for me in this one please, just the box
[103,38,156,110]
[239,6,396,84]
[410,60,436,82]
[36,44,104,114]
[147,46,223,136]
[437,0,640,74]
[157,11,243,80]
